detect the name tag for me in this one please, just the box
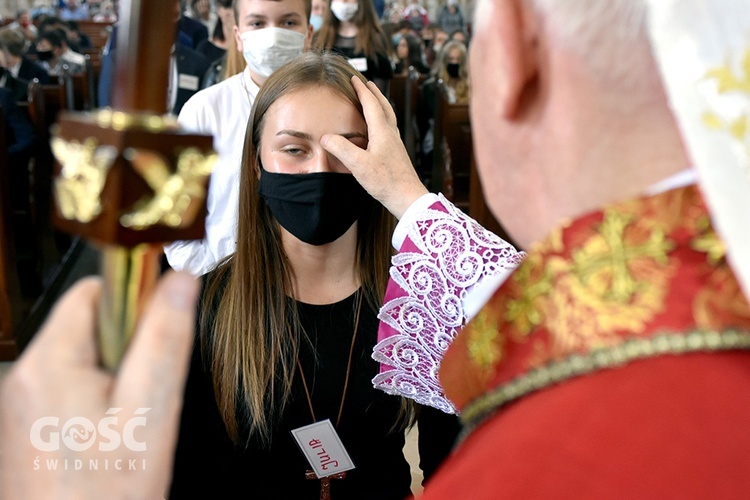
[348,57,368,72]
[291,420,355,478]
[178,73,200,91]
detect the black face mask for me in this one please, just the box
[36,50,54,62]
[258,170,373,246]
[446,63,460,78]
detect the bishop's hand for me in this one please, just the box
[321,77,429,220]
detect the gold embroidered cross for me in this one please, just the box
[305,470,346,500]
[572,211,672,302]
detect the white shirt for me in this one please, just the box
[63,48,87,67]
[164,66,258,276]
[9,59,22,78]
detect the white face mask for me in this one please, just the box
[240,28,306,78]
[330,1,359,22]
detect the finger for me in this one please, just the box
[350,76,392,132]
[20,277,103,369]
[321,133,368,176]
[365,80,398,129]
[114,271,198,411]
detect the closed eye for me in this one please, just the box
[281,147,306,155]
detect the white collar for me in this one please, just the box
[643,168,697,195]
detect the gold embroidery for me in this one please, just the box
[703,48,750,155]
[505,254,553,337]
[704,48,750,94]
[691,216,726,265]
[466,309,503,378]
[458,330,750,444]
[571,211,671,303]
[536,211,674,363]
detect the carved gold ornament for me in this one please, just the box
[52,137,118,223]
[119,147,217,230]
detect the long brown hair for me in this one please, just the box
[201,51,397,446]
[313,0,389,59]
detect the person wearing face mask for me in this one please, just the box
[167,51,468,499]
[310,0,329,32]
[163,0,314,277]
[416,40,469,178]
[34,28,84,77]
[312,0,393,96]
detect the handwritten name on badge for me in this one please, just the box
[291,420,355,478]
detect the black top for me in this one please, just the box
[195,39,226,66]
[331,35,393,87]
[170,283,459,499]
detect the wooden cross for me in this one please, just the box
[50,0,215,370]
[305,469,347,500]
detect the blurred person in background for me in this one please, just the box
[392,31,429,76]
[59,0,90,21]
[6,9,39,43]
[314,0,393,95]
[186,0,218,35]
[310,0,329,32]
[436,0,465,39]
[0,28,50,101]
[417,39,469,173]
[35,28,85,76]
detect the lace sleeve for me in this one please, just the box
[372,194,524,413]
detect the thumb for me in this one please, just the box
[321,133,366,176]
[114,271,198,410]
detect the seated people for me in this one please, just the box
[417,40,469,175]
[59,0,90,21]
[0,28,50,101]
[35,29,85,76]
[97,0,211,116]
[392,32,430,75]
[5,9,39,43]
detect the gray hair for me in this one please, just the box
[529,0,651,90]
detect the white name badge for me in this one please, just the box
[291,419,355,478]
[178,73,200,91]
[348,57,368,72]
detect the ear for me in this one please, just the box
[492,0,539,119]
[234,25,244,53]
[304,23,314,50]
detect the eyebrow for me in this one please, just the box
[276,130,367,141]
[243,12,304,21]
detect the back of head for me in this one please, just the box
[529,0,653,95]
[38,29,64,49]
[0,28,26,57]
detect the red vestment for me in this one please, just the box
[421,185,750,498]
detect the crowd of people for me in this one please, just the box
[5,0,750,499]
